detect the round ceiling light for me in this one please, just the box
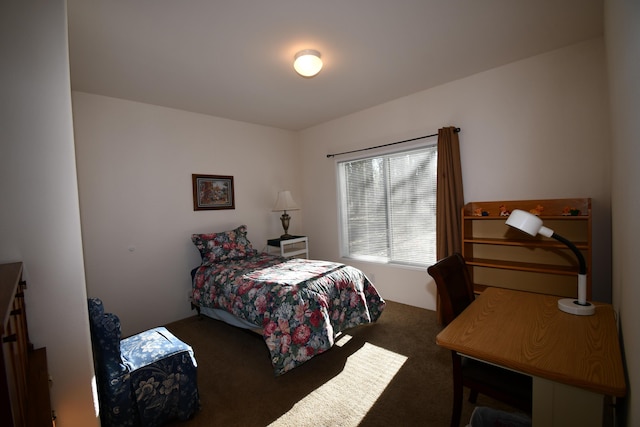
[293,49,323,78]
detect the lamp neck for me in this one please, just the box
[551,232,586,275]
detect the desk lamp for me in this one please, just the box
[505,209,595,316]
[273,190,299,238]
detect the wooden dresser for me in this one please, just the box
[1,262,52,427]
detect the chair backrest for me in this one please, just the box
[427,253,475,326]
[87,298,126,378]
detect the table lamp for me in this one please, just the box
[505,209,595,316]
[273,190,299,238]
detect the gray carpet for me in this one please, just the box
[164,300,515,426]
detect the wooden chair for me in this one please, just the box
[428,253,532,427]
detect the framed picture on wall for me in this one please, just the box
[192,174,235,210]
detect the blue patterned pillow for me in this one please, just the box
[192,225,256,264]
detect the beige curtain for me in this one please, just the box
[435,126,464,322]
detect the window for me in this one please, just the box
[337,144,437,267]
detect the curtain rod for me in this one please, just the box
[326,127,460,158]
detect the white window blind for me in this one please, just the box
[337,144,438,267]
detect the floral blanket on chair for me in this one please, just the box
[191,254,385,375]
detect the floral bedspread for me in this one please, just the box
[191,253,385,375]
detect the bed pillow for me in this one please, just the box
[192,225,256,264]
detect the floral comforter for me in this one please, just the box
[191,253,385,375]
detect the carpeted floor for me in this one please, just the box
[164,300,517,427]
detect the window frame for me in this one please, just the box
[335,141,438,268]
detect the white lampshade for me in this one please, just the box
[273,190,299,212]
[505,209,554,238]
[293,49,323,78]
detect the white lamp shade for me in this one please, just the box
[505,209,554,238]
[273,190,299,211]
[293,49,323,77]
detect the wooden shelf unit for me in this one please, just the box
[462,198,592,298]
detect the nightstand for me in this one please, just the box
[267,236,309,258]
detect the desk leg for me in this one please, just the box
[533,377,604,427]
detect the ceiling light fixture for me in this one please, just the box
[293,49,323,78]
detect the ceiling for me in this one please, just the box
[67,0,603,131]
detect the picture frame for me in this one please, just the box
[192,174,235,210]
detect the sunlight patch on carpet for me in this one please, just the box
[334,332,352,347]
[269,342,407,426]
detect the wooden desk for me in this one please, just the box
[436,287,626,426]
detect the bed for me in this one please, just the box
[190,225,386,375]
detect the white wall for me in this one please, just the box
[299,38,611,311]
[72,92,300,336]
[0,1,98,426]
[605,0,640,425]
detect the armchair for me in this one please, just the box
[88,298,199,426]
